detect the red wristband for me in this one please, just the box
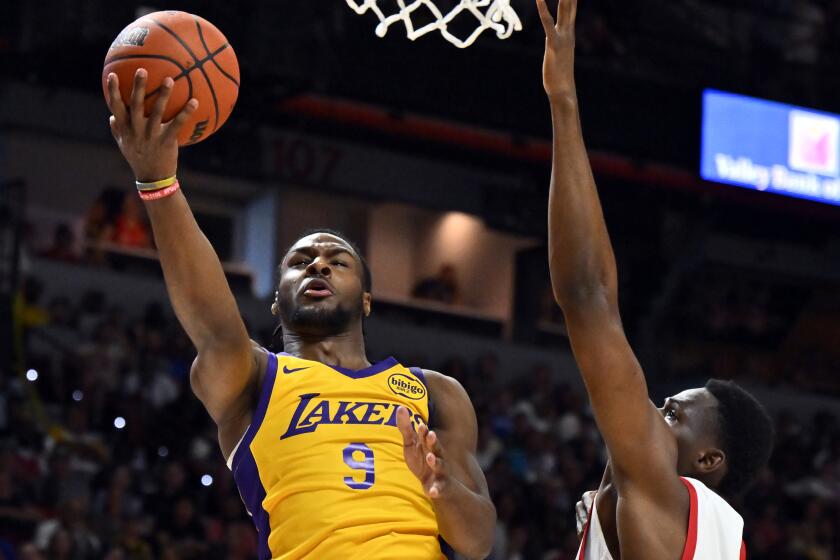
[138,181,180,202]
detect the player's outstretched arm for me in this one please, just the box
[106,69,259,430]
[397,372,495,560]
[538,0,675,487]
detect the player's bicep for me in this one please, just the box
[426,371,490,498]
[190,340,264,425]
[562,302,668,474]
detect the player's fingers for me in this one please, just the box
[555,0,565,27]
[417,421,429,441]
[396,406,417,447]
[148,77,174,133]
[556,0,572,27]
[582,490,596,510]
[569,0,578,24]
[425,451,443,472]
[109,116,120,140]
[162,98,198,143]
[575,499,588,536]
[105,73,129,125]
[428,479,446,499]
[536,0,556,36]
[129,68,148,127]
[424,430,445,458]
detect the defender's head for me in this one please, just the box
[273,229,372,337]
[661,379,774,499]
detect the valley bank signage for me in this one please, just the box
[701,89,840,206]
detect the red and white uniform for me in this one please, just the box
[577,477,747,560]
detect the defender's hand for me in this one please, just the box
[537,0,578,100]
[396,406,450,499]
[105,69,198,182]
[576,490,596,539]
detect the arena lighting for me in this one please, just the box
[158,446,169,458]
[702,89,840,206]
[114,417,126,429]
[439,212,479,236]
[435,212,482,250]
[25,369,38,381]
[201,474,214,487]
[72,390,83,402]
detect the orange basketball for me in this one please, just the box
[102,11,239,146]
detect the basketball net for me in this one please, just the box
[346,0,522,48]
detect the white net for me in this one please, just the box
[346,0,522,48]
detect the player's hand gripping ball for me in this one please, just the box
[103,11,239,146]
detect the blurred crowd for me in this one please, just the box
[658,264,840,396]
[28,189,154,271]
[7,0,840,101]
[2,283,839,559]
[504,0,840,107]
[513,0,840,65]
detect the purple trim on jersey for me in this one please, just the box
[327,356,398,379]
[408,367,428,387]
[409,367,436,428]
[277,353,398,379]
[439,536,456,559]
[231,351,278,560]
[233,450,272,560]
[232,351,278,467]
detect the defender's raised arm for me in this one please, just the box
[538,0,674,484]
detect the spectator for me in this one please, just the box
[110,194,152,249]
[38,223,80,263]
[17,543,44,560]
[84,191,117,264]
[412,264,461,305]
[77,290,107,337]
[113,515,153,560]
[16,276,49,332]
[46,528,73,560]
[785,0,826,65]
[34,497,101,559]
[161,496,208,558]
[0,448,40,547]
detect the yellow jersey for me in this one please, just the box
[229,350,446,560]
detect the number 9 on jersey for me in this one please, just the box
[343,443,375,490]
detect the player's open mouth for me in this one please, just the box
[301,278,334,298]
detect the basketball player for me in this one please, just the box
[537,0,774,558]
[104,70,494,559]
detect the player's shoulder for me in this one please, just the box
[250,339,269,359]
[417,369,468,401]
[682,477,740,512]
[416,369,475,418]
[416,369,477,442]
[681,477,744,530]
[680,477,745,556]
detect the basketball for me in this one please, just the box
[102,11,239,146]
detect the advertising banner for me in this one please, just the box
[701,89,840,206]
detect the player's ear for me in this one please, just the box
[271,291,279,316]
[697,447,725,474]
[363,292,372,317]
